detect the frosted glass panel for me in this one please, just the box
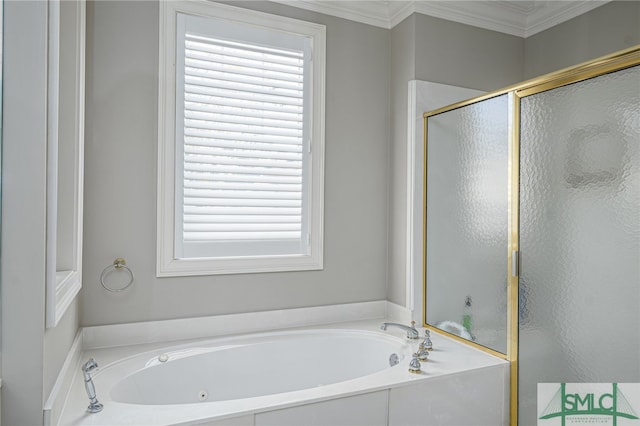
[425,94,509,354]
[519,65,640,425]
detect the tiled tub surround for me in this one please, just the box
[57,308,508,425]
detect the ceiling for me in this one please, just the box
[268,1,611,37]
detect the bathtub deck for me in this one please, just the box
[59,319,508,426]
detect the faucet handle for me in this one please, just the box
[408,321,419,339]
[420,331,433,351]
[408,353,422,374]
[83,358,99,374]
[417,345,430,361]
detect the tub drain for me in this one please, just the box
[198,390,209,401]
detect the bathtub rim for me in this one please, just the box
[58,319,508,426]
[47,300,404,425]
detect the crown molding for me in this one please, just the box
[268,1,612,38]
[269,0,396,28]
[523,1,610,37]
[404,1,527,37]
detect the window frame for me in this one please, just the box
[158,0,325,277]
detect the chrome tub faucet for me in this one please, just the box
[380,320,419,339]
[82,358,103,413]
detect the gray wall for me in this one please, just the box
[414,14,525,91]
[43,301,79,404]
[85,0,636,324]
[387,2,639,307]
[387,14,524,306]
[2,2,81,424]
[2,4,48,422]
[81,1,390,326]
[524,1,640,79]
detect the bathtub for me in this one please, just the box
[59,320,509,426]
[111,329,409,405]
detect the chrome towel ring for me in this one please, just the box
[100,258,134,292]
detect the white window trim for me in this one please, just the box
[157,0,325,277]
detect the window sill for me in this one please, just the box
[156,254,323,277]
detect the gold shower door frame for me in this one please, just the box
[422,45,640,426]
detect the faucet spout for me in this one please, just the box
[380,321,419,339]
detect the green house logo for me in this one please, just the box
[539,383,639,425]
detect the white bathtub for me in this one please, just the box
[59,320,509,426]
[110,329,408,405]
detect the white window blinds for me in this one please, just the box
[176,13,311,259]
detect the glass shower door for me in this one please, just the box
[425,94,510,355]
[518,65,640,425]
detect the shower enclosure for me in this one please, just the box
[423,47,640,425]
[518,57,640,425]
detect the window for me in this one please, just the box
[158,1,325,276]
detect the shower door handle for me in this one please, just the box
[511,250,519,277]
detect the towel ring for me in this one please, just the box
[100,258,134,292]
